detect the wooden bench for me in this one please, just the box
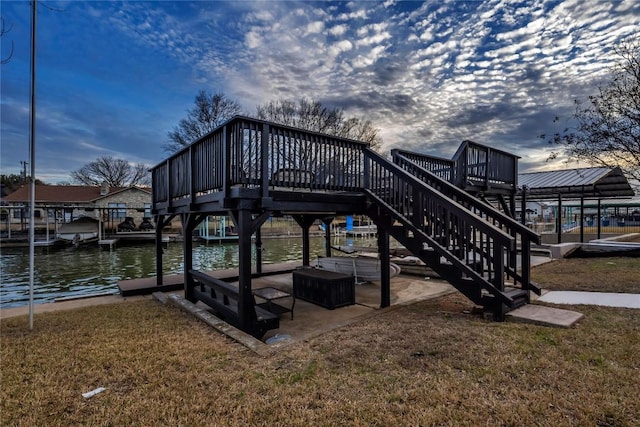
[189,269,279,339]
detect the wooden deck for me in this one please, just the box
[149,116,539,331]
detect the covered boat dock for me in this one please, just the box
[518,167,636,243]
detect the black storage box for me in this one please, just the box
[292,267,355,309]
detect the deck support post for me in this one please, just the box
[181,213,199,302]
[236,209,254,332]
[255,225,263,275]
[322,217,334,257]
[520,186,527,225]
[377,220,391,308]
[155,214,164,287]
[293,215,316,267]
[509,193,516,219]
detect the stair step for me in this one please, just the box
[503,287,528,299]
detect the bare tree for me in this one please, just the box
[256,97,383,150]
[71,156,150,187]
[1,17,13,65]
[165,90,243,153]
[547,38,640,188]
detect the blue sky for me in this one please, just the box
[1,0,639,184]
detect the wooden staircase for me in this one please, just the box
[363,148,541,320]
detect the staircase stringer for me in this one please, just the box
[365,191,514,308]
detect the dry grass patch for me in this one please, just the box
[2,294,639,426]
[532,257,640,293]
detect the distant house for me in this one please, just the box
[0,183,152,230]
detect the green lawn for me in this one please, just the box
[2,258,639,426]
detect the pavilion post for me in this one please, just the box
[597,199,602,239]
[580,197,585,243]
[378,225,390,308]
[557,194,562,244]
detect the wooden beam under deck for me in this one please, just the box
[154,189,369,217]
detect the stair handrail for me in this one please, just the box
[392,149,457,185]
[392,149,540,244]
[393,149,541,295]
[366,149,516,247]
[364,149,519,305]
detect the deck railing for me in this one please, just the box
[393,150,540,293]
[152,116,368,208]
[394,140,518,191]
[455,140,518,189]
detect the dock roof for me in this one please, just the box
[517,167,635,199]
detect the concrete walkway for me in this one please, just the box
[538,291,640,309]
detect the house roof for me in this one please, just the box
[1,185,150,204]
[518,167,635,199]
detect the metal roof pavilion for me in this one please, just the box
[517,167,635,199]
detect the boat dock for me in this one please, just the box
[33,238,66,248]
[344,225,377,237]
[114,231,156,241]
[99,238,119,250]
[199,235,239,243]
[98,234,170,250]
[2,233,174,249]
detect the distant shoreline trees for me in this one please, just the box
[1,174,45,194]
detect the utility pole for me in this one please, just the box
[20,161,28,230]
[21,160,28,184]
[28,0,37,331]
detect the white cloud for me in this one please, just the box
[245,30,262,49]
[328,24,348,36]
[337,9,368,21]
[328,40,353,58]
[306,21,325,34]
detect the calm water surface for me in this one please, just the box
[0,236,376,308]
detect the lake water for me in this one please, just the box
[0,236,377,309]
